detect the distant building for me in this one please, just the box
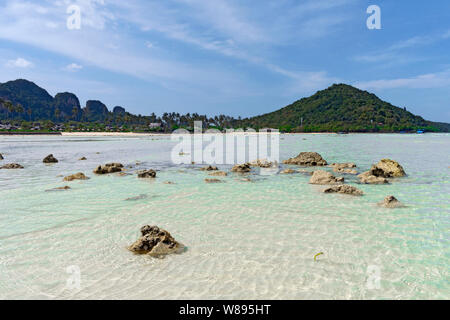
[149,123,162,129]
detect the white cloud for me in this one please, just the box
[64,63,83,71]
[6,57,33,68]
[355,70,450,90]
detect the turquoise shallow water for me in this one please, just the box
[0,133,449,299]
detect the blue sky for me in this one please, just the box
[0,0,449,122]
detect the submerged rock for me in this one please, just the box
[137,169,156,178]
[333,167,358,175]
[231,163,251,173]
[63,172,89,181]
[283,152,327,166]
[43,154,58,163]
[208,171,228,177]
[323,185,363,196]
[79,157,87,161]
[309,170,344,185]
[280,169,297,174]
[93,163,123,174]
[164,181,176,185]
[200,165,218,171]
[0,153,3,160]
[46,186,71,192]
[205,178,224,183]
[128,225,185,258]
[379,195,405,208]
[330,163,356,169]
[369,159,406,178]
[1,163,24,169]
[125,194,147,201]
[358,171,388,184]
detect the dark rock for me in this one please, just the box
[283,152,327,166]
[79,157,87,160]
[200,165,218,171]
[0,153,3,160]
[93,163,123,174]
[323,185,363,196]
[54,92,81,120]
[128,225,185,258]
[1,163,24,169]
[137,169,156,178]
[112,106,126,114]
[231,163,251,173]
[43,154,58,163]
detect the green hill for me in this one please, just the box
[239,84,447,132]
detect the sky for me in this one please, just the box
[0,0,449,122]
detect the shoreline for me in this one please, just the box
[0,131,441,137]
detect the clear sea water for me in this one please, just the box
[0,133,448,299]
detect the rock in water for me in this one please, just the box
[43,154,58,163]
[249,159,276,168]
[379,195,405,208]
[46,186,71,192]
[128,225,185,258]
[137,169,156,178]
[93,163,123,174]
[323,185,363,196]
[79,157,87,161]
[280,169,297,174]
[357,171,388,184]
[205,178,224,183]
[63,172,89,181]
[283,152,327,166]
[0,153,3,160]
[330,163,356,169]
[1,163,24,169]
[231,163,251,173]
[208,171,227,176]
[200,165,218,171]
[309,170,344,185]
[369,159,406,178]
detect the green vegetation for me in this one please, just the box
[1,80,448,133]
[237,84,448,132]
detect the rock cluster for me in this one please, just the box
[43,154,58,163]
[128,225,185,258]
[63,172,89,181]
[309,170,344,185]
[323,185,363,196]
[93,163,123,174]
[137,169,156,178]
[358,159,405,184]
[283,152,327,166]
[1,163,24,169]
